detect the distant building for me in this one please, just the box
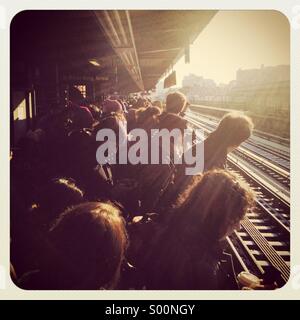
[181,74,218,102]
[181,66,290,138]
[180,66,289,116]
[230,65,290,115]
[182,74,216,88]
[236,65,289,86]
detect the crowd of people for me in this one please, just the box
[11,87,256,290]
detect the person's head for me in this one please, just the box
[214,113,254,151]
[95,111,127,141]
[136,97,147,109]
[102,99,123,115]
[48,202,128,289]
[129,98,137,108]
[68,86,84,105]
[142,106,161,118]
[137,106,161,130]
[36,178,84,225]
[173,169,255,243]
[165,92,187,115]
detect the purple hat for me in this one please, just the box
[102,99,123,114]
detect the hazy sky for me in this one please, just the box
[173,10,290,86]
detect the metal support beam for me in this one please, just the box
[94,10,144,91]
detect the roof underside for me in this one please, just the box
[11,10,217,93]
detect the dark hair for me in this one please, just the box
[36,178,84,225]
[69,86,84,105]
[137,106,161,131]
[165,92,187,114]
[135,97,147,109]
[94,112,126,134]
[48,202,128,289]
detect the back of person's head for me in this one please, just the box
[48,202,128,289]
[95,111,127,138]
[140,106,161,119]
[102,99,123,115]
[136,97,147,109]
[69,86,85,106]
[129,97,137,107]
[36,178,84,225]
[214,113,254,148]
[139,170,254,290]
[137,106,161,130]
[165,92,187,114]
[173,169,255,243]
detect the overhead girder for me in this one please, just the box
[94,10,144,92]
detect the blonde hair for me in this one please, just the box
[214,112,254,147]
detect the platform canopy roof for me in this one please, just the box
[11,10,217,94]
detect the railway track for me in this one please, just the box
[185,114,290,288]
[186,110,290,170]
[231,148,290,195]
[243,140,290,171]
[185,112,290,201]
[228,160,290,286]
[188,105,290,146]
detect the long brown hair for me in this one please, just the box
[172,169,255,243]
[47,201,128,289]
[141,169,255,289]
